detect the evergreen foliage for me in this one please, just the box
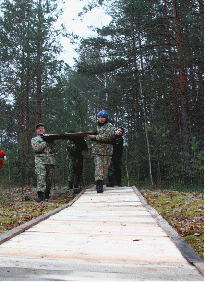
[0,0,203,192]
[75,0,204,189]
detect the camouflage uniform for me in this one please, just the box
[31,135,57,194]
[92,122,115,181]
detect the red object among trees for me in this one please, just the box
[0,148,5,169]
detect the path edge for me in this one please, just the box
[0,186,90,245]
[133,186,204,276]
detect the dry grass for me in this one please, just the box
[141,190,204,259]
[0,186,75,233]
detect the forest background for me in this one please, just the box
[0,0,204,193]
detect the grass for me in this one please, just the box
[140,189,204,259]
[0,186,75,233]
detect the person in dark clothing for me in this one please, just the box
[107,127,124,187]
[67,131,88,194]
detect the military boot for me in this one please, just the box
[74,182,81,194]
[96,180,103,193]
[37,191,45,203]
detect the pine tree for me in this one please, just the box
[0,0,64,186]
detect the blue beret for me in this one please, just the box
[97,110,109,120]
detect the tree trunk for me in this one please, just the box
[138,31,154,188]
[36,0,42,122]
[164,0,181,135]
[172,0,190,182]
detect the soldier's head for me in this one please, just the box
[116,127,124,136]
[97,110,109,124]
[36,123,46,135]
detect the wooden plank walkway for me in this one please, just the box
[0,186,203,281]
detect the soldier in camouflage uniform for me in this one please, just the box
[67,131,88,195]
[31,123,58,202]
[88,110,115,193]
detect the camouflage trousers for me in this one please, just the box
[68,156,83,186]
[35,163,55,193]
[94,154,112,181]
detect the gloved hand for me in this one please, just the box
[88,135,96,140]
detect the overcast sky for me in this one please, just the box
[58,0,111,66]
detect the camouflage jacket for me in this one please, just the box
[31,135,58,165]
[92,122,115,156]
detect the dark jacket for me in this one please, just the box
[67,137,88,158]
[112,135,123,158]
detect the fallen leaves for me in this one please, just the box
[142,190,204,259]
[0,186,75,234]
